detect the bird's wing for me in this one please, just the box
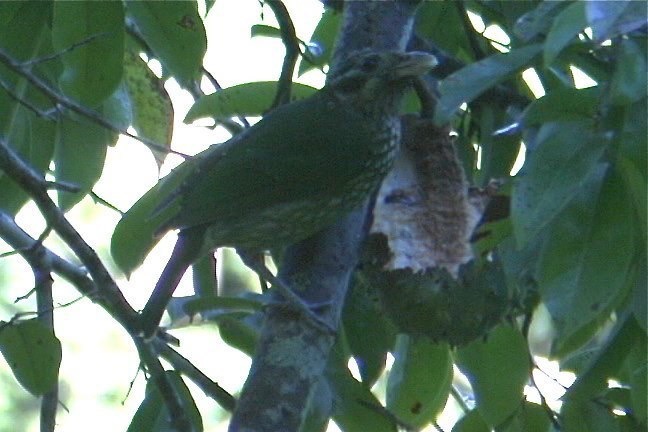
[160,91,376,231]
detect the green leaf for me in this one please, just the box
[126,1,206,86]
[475,107,521,181]
[328,352,397,432]
[511,121,608,247]
[585,1,648,42]
[217,315,260,357]
[123,49,174,166]
[451,409,490,432]
[455,324,530,428]
[298,9,341,76]
[386,336,452,429]
[566,316,643,400]
[52,1,124,107]
[560,398,620,432]
[415,1,473,62]
[343,273,394,387]
[54,113,113,211]
[543,2,587,66]
[610,39,647,106]
[250,24,281,39]
[0,108,56,215]
[0,319,61,396]
[537,169,637,356]
[435,44,542,124]
[513,2,568,42]
[185,81,318,123]
[110,158,196,277]
[521,87,601,126]
[0,1,53,131]
[127,370,203,432]
[502,402,551,432]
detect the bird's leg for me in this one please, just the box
[237,250,335,334]
[139,228,205,339]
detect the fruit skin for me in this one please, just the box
[134,50,437,335]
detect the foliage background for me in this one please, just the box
[0,1,645,431]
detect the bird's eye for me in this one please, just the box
[360,55,380,73]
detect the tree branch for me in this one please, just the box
[0,48,188,158]
[229,2,422,431]
[265,0,300,108]
[0,139,139,331]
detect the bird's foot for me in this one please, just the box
[238,251,336,335]
[264,294,336,335]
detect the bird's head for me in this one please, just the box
[327,50,437,114]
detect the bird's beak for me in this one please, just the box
[393,52,438,78]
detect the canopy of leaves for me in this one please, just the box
[0,1,645,431]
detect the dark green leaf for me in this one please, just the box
[536,169,636,356]
[0,1,53,129]
[475,107,521,181]
[610,39,647,106]
[54,112,113,211]
[498,402,551,432]
[543,2,587,66]
[415,1,473,62]
[455,324,529,428]
[126,0,207,86]
[451,409,489,432]
[298,9,341,76]
[560,398,620,432]
[586,1,648,42]
[521,87,601,126]
[327,346,397,432]
[185,81,318,123]
[343,273,394,387]
[511,121,608,246]
[435,44,542,124]
[0,108,56,215]
[110,157,197,276]
[386,336,452,428]
[123,49,174,166]
[217,315,260,357]
[513,2,568,42]
[127,370,203,432]
[566,316,643,400]
[250,24,281,39]
[52,1,124,107]
[0,319,61,396]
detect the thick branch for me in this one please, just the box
[229,2,422,431]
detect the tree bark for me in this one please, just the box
[229,2,421,431]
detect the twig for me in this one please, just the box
[0,142,139,331]
[154,340,237,412]
[45,180,81,193]
[136,338,193,432]
[89,191,124,215]
[529,361,561,429]
[264,0,300,108]
[0,80,58,121]
[23,32,110,66]
[33,247,58,431]
[0,48,188,158]
[450,385,470,413]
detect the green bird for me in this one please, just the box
[135,50,437,337]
